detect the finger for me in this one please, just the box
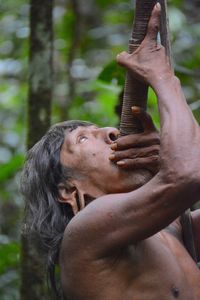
[109,145,160,162]
[116,156,159,169]
[131,106,157,132]
[116,51,131,69]
[145,2,161,46]
[112,132,160,151]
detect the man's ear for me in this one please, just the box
[58,184,79,215]
[58,183,86,215]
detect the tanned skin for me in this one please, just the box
[59,4,200,300]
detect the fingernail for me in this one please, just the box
[111,143,117,150]
[117,161,125,166]
[109,154,115,160]
[156,2,161,9]
[131,106,140,114]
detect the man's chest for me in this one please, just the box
[62,233,200,300]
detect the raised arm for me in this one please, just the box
[63,4,200,257]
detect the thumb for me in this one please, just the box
[116,51,131,68]
[145,2,161,46]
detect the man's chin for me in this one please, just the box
[130,169,153,190]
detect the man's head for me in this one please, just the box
[22,118,155,230]
[21,118,156,294]
[59,122,153,214]
[21,119,152,244]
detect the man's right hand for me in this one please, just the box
[109,107,160,175]
[116,3,173,87]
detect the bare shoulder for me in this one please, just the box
[60,194,118,258]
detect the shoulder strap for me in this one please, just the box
[180,209,198,262]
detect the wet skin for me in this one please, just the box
[59,4,200,300]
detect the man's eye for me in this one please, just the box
[78,136,88,143]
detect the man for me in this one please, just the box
[22,3,200,299]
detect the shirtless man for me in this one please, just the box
[22,3,200,300]
[59,4,200,299]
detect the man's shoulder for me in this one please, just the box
[61,215,81,250]
[60,218,84,268]
[60,204,102,257]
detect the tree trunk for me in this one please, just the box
[20,0,54,299]
[27,0,53,149]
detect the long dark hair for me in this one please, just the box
[21,120,92,298]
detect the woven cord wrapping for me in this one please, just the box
[120,0,157,135]
[120,0,197,263]
[120,42,148,135]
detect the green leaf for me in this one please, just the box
[0,154,24,183]
[148,87,160,129]
[98,60,125,86]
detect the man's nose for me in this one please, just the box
[100,127,120,144]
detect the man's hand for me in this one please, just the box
[109,107,160,175]
[116,3,173,87]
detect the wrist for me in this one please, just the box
[150,73,179,94]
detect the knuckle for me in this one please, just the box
[156,45,164,51]
[115,140,123,148]
[148,149,159,157]
[114,152,123,160]
[129,149,137,157]
[151,155,159,162]
[148,18,158,32]
[150,135,160,144]
[146,155,157,163]
[152,145,160,152]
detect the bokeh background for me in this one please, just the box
[0,0,199,299]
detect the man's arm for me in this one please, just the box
[62,4,200,258]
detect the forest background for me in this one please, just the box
[0,0,200,299]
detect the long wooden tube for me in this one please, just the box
[120,0,157,135]
[120,0,172,135]
[119,0,197,262]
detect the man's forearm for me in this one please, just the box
[153,75,196,129]
[151,75,200,185]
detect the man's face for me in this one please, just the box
[60,125,151,199]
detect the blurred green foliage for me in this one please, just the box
[0,243,20,275]
[0,0,199,299]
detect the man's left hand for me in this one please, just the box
[109,107,160,175]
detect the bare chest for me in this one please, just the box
[61,233,200,300]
